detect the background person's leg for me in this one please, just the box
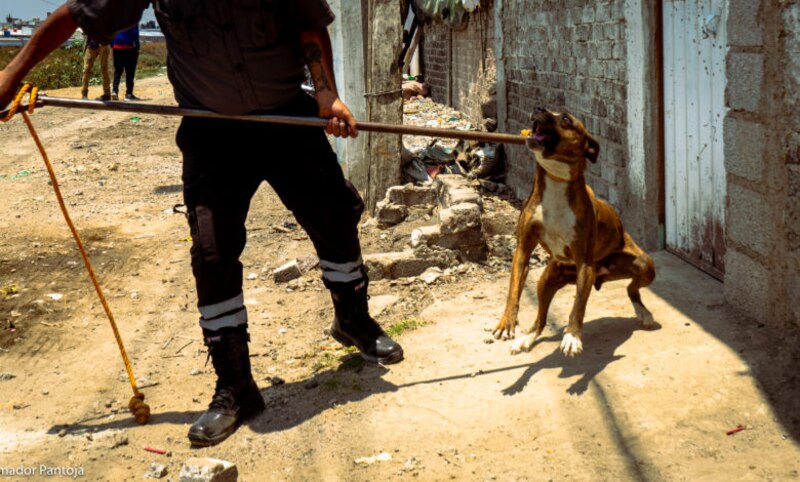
[99,45,111,98]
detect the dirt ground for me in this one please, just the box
[1,76,799,481]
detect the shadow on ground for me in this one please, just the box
[632,253,799,443]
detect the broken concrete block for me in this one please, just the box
[435,174,482,209]
[411,224,484,251]
[179,457,237,482]
[444,187,483,209]
[412,244,458,267]
[375,199,408,226]
[436,227,484,250]
[387,184,438,207]
[364,250,443,280]
[145,462,168,479]
[439,202,482,234]
[296,254,319,273]
[410,225,441,248]
[272,260,302,283]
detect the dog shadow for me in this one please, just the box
[502,316,660,396]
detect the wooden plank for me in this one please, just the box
[710,0,728,272]
[663,0,678,248]
[673,0,689,252]
[685,0,702,262]
[697,0,715,268]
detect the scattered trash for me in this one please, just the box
[0,373,16,381]
[726,425,746,436]
[46,293,63,301]
[401,110,506,183]
[354,452,392,466]
[4,169,31,180]
[130,116,141,122]
[144,447,168,455]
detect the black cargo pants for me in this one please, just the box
[177,93,366,331]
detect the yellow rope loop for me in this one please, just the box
[28,86,39,114]
[1,83,37,122]
[16,97,151,425]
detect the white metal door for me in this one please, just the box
[663,0,728,278]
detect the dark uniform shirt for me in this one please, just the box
[67,0,335,115]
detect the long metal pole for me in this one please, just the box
[1,96,529,145]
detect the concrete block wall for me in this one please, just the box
[420,10,496,124]
[500,1,628,206]
[723,0,799,329]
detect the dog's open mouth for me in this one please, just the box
[531,122,551,143]
[527,119,557,150]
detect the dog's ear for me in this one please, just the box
[585,137,600,163]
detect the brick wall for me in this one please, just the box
[421,21,450,106]
[420,11,496,124]
[501,1,627,205]
[723,0,799,329]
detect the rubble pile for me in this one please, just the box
[401,98,507,185]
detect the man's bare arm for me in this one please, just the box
[300,28,358,138]
[0,4,78,108]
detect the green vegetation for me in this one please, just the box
[386,318,429,338]
[0,40,167,91]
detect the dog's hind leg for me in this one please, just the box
[493,208,541,340]
[596,234,656,327]
[511,262,575,354]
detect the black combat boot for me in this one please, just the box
[328,272,404,364]
[188,325,265,447]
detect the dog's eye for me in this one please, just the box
[561,114,572,125]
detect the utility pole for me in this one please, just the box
[363,0,403,213]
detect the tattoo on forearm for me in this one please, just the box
[302,43,322,64]
[302,42,332,93]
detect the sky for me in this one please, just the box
[1,0,155,22]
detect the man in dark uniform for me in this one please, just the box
[0,0,403,447]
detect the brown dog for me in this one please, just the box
[493,107,656,356]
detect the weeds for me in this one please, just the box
[386,318,429,338]
[0,42,167,91]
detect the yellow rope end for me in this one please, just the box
[129,392,151,425]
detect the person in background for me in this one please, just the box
[80,33,111,100]
[111,24,140,101]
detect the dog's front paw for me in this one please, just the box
[560,333,583,357]
[510,333,538,354]
[492,319,517,340]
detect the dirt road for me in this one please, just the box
[1,76,799,481]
